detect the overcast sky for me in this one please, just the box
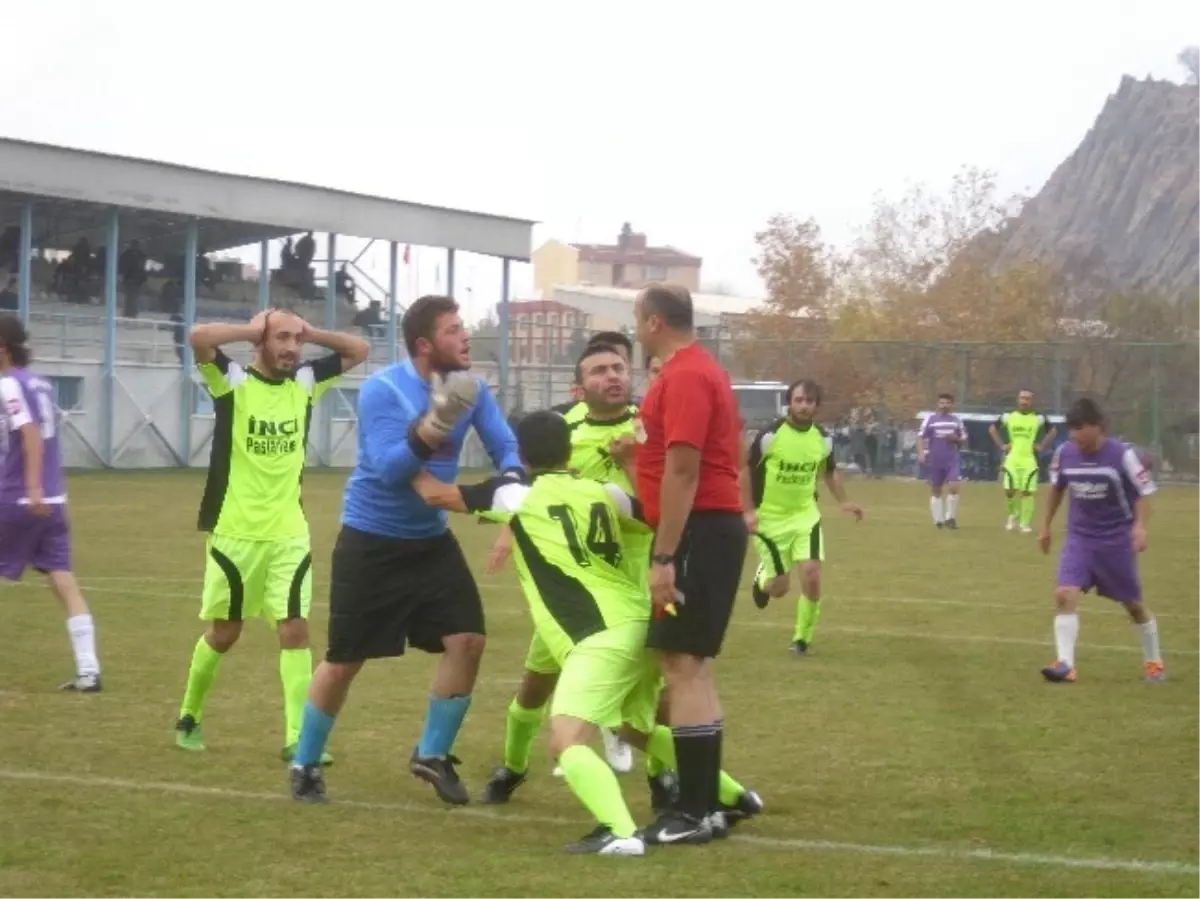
[1,0,1194,320]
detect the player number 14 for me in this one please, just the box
[547,502,622,568]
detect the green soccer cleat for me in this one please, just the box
[174,715,206,752]
[281,744,334,767]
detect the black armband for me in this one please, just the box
[406,423,436,461]
[459,476,508,514]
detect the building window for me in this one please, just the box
[535,345,545,362]
[643,264,667,281]
[533,313,543,324]
[611,263,625,286]
[331,388,359,421]
[48,376,84,412]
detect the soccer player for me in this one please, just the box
[174,309,368,758]
[551,331,635,421]
[742,379,864,656]
[290,295,523,806]
[413,411,761,853]
[482,342,652,799]
[0,315,102,691]
[918,392,966,529]
[989,389,1056,533]
[1037,398,1164,683]
[633,282,748,845]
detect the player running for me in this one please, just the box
[174,309,369,759]
[918,392,966,529]
[481,342,668,799]
[989,389,1056,533]
[0,315,102,691]
[743,379,864,656]
[413,411,762,854]
[1037,398,1164,683]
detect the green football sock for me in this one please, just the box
[503,699,545,774]
[1006,494,1019,517]
[1020,495,1036,528]
[645,752,665,778]
[794,596,821,643]
[559,744,637,838]
[718,769,746,807]
[279,648,313,747]
[179,636,223,722]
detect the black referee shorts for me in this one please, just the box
[325,525,485,664]
[647,511,748,659]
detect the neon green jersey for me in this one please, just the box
[747,418,834,520]
[568,406,637,494]
[997,410,1049,463]
[557,401,588,425]
[473,472,650,664]
[197,350,341,540]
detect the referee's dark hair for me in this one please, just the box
[588,330,633,358]
[402,295,459,357]
[639,282,694,332]
[574,342,623,384]
[517,410,572,471]
[788,378,823,406]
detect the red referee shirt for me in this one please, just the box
[635,342,743,527]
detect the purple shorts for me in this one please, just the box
[0,504,72,579]
[928,458,961,490]
[1057,534,1140,603]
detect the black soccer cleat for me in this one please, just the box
[708,811,731,839]
[721,788,764,829]
[946,518,958,530]
[641,810,713,846]
[751,581,771,610]
[60,674,102,693]
[290,764,328,803]
[481,766,526,805]
[648,770,680,815]
[564,825,646,856]
[409,748,470,805]
[935,521,944,530]
[790,640,809,657]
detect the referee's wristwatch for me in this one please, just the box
[651,553,675,566]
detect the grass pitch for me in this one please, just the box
[0,472,1196,897]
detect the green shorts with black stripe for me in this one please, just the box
[200,533,313,623]
[1002,460,1039,493]
[753,508,825,579]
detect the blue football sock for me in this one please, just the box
[294,701,335,767]
[417,694,472,758]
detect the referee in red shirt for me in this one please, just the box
[633,283,749,845]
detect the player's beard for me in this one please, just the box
[789,412,815,429]
[584,384,628,415]
[259,347,296,379]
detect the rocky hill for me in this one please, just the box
[995,75,1198,299]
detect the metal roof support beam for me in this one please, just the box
[102,210,120,466]
[258,240,270,311]
[321,232,337,466]
[499,258,511,414]
[446,248,456,298]
[180,220,199,467]
[387,242,400,365]
[17,202,32,324]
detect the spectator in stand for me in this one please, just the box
[119,241,147,318]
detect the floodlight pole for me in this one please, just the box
[17,203,33,325]
[181,219,199,468]
[387,241,400,365]
[102,210,120,466]
[258,240,270,310]
[499,257,511,414]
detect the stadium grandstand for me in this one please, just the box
[0,138,534,470]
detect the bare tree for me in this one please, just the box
[1179,45,1199,85]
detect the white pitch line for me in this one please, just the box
[0,768,1193,877]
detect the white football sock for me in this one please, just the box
[1136,618,1161,663]
[66,613,100,676]
[946,494,959,520]
[1053,613,1079,667]
[930,497,944,523]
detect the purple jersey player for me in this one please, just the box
[1036,397,1162,684]
[918,392,965,529]
[0,315,101,692]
